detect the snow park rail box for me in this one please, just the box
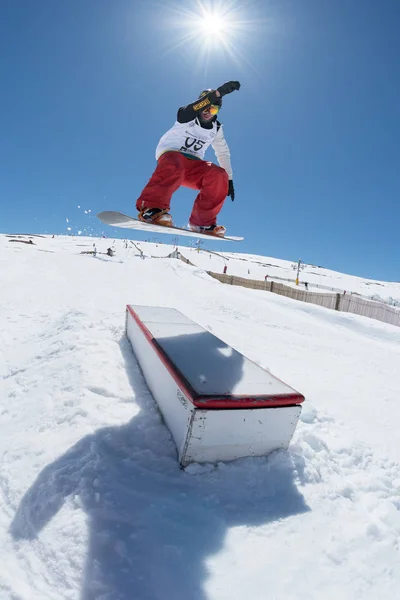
[125,305,305,466]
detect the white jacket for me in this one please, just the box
[155,117,233,179]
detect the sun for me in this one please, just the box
[161,0,266,73]
[195,10,230,43]
[186,2,240,48]
[165,0,255,66]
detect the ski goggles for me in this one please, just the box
[208,104,221,115]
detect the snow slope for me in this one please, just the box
[1,234,400,600]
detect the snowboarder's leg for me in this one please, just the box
[136,152,185,225]
[184,161,229,230]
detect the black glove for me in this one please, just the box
[228,180,235,201]
[217,81,241,97]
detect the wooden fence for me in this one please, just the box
[167,252,400,328]
[205,272,400,328]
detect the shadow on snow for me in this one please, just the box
[11,335,310,600]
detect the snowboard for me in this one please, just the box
[97,211,243,242]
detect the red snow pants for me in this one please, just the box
[136,151,229,226]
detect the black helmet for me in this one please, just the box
[199,89,222,107]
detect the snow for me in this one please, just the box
[1,232,400,600]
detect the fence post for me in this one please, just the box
[335,293,341,311]
[270,281,274,293]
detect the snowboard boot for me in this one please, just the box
[188,222,226,237]
[138,208,173,227]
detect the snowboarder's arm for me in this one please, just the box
[177,90,221,123]
[212,126,233,179]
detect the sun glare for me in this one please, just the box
[197,11,228,41]
[165,0,258,69]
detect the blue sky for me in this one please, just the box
[1,0,400,280]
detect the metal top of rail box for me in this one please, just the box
[126,305,305,409]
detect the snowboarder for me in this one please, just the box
[136,81,241,237]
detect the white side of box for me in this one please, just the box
[126,310,194,459]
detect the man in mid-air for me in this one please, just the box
[136,80,241,237]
